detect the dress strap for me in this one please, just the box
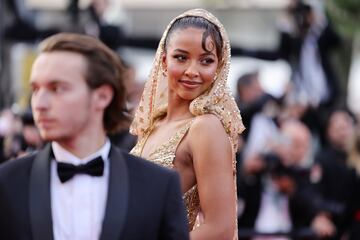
[147,118,194,167]
[167,119,195,151]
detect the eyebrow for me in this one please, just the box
[173,49,216,57]
[173,49,189,54]
[29,79,69,87]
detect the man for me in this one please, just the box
[234,1,341,109]
[235,71,277,141]
[238,120,335,239]
[0,33,189,240]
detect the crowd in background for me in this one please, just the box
[235,71,360,239]
[1,0,360,239]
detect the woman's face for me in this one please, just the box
[163,27,219,101]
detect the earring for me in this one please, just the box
[162,67,167,76]
[213,72,218,81]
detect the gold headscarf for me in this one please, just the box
[130,8,245,153]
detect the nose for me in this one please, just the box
[184,61,199,78]
[31,89,50,112]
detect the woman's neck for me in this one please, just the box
[166,97,193,122]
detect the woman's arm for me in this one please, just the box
[189,114,236,240]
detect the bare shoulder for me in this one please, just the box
[189,114,226,137]
[187,114,230,153]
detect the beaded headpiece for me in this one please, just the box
[130,8,245,152]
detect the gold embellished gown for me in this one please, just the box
[130,117,240,240]
[130,119,200,229]
[129,9,244,239]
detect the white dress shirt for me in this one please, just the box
[243,113,281,160]
[50,140,110,240]
[254,178,292,240]
[296,26,329,107]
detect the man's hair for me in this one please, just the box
[39,33,130,133]
[236,71,259,90]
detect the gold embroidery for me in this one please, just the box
[130,120,201,229]
[129,9,242,239]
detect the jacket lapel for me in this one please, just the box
[29,143,54,240]
[99,145,129,240]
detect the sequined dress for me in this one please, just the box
[130,119,200,229]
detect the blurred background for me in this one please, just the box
[1,0,360,239]
[1,0,359,112]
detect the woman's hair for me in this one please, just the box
[39,33,130,133]
[164,16,223,61]
[130,9,245,149]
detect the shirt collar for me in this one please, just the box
[51,139,111,165]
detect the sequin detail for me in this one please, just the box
[130,119,200,229]
[129,8,242,239]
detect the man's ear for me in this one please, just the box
[93,85,114,110]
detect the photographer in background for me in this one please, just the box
[67,0,126,50]
[234,0,342,113]
[237,120,336,239]
[235,71,280,141]
[313,108,358,239]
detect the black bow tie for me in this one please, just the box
[57,156,104,183]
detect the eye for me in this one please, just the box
[200,58,215,65]
[49,84,66,93]
[173,54,187,62]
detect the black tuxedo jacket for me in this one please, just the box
[0,144,189,240]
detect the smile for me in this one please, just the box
[178,80,202,89]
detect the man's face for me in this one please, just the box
[327,111,355,150]
[239,79,263,104]
[30,51,97,144]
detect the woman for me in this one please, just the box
[130,9,244,239]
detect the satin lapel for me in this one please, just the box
[99,145,129,240]
[29,143,54,240]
